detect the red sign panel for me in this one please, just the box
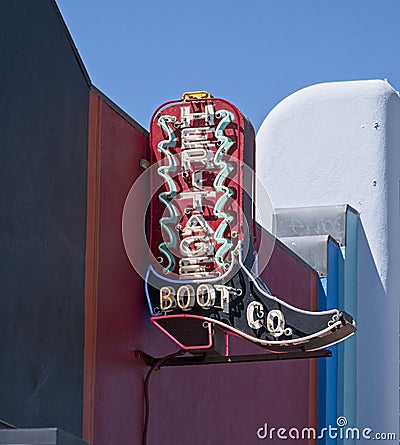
[148,95,254,281]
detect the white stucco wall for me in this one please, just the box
[256,80,400,441]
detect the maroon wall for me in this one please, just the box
[257,226,319,438]
[142,228,319,445]
[83,89,149,444]
[83,93,319,445]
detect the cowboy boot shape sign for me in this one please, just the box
[143,91,356,353]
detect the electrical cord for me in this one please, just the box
[143,349,185,445]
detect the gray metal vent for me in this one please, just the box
[278,235,336,277]
[0,428,88,445]
[274,204,358,247]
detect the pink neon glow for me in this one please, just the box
[150,314,213,350]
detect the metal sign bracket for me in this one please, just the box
[135,348,332,368]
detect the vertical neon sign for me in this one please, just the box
[143,92,356,352]
[149,92,254,281]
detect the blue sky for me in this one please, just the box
[56,0,400,131]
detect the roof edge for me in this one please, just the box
[91,85,149,137]
[51,0,91,87]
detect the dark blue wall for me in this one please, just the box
[0,0,89,435]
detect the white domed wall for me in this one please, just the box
[256,79,400,440]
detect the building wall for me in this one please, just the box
[85,124,320,445]
[83,89,149,445]
[0,0,89,435]
[256,79,400,441]
[140,226,319,445]
[1,2,344,444]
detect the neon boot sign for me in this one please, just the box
[143,91,356,353]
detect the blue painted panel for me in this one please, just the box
[318,279,328,445]
[340,210,358,443]
[318,209,359,445]
[318,240,341,444]
[326,240,340,445]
